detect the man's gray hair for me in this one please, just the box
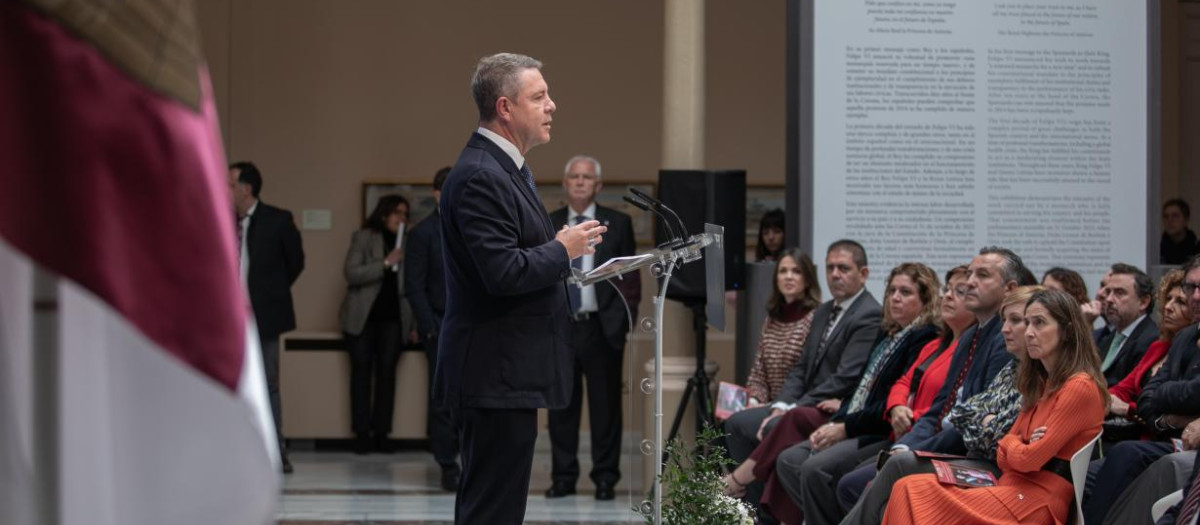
[563,155,603,181]
[472,52,542,122]
[978,246,1027,285]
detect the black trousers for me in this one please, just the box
[454,407,537,525]
[547,316,624,486]
[425,336,459,470]
[346,318,402,436]
[258,333,284,452]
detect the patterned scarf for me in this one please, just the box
[845,323,917,414]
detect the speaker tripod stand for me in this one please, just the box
[661,301,715,461]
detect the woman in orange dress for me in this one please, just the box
[881,288,1108,525]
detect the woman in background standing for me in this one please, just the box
[339,195,412,455]
[755,208,786,262]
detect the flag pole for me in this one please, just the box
[33,267,61,525]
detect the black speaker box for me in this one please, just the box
[656,170,746,302]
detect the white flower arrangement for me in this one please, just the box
[643,426,757,525]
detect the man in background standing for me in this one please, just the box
[229,161,305,474]
[405,166,459,491]
[545,155,640,501]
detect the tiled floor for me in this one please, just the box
[279,434,650,524]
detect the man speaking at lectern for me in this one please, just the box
[435,52,607,524]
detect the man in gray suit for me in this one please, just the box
[723,239,882,506]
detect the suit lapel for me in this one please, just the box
[469,133,554,238]
[805,292,876,384]
[802,303,835,383]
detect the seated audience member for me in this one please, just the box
[838,285,1040,525]
[1090,269,1114,339]
[1104,269,1190,443]
[744,248,822,407]
[1041,266,1089,306]
[773,265,975,525]
[881,288,1108,525]
[1096,263,1159,386]
[1162,198,1200,265]
[1084,256,1200,524]
[1151,427,1200,525]
[723,240,882,510]
[1098,419,1200,525]
[339,194,413,454]
[756,208,786,262]
[724,263,942,524]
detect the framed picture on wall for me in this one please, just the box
[362,182,437,228]
[537,181,657,247]
[746,184,786,250]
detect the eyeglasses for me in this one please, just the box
[941,285,968,298]
[1184,282,1200,296]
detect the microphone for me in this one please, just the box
[625,194,678,245]
[629,187,689,240]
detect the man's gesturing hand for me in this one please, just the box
[556,220,606,259]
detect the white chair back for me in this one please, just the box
[1070,432,1102,525]
[1152,489,1184,523]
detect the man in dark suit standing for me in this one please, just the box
[404,166,459,491]
[723,240,883,506]
[435,53,606,525]
[545,155,641,501]
[228,161,305,474]
[1096,263,1159,386]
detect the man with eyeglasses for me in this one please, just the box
[544,155,640,501]
[1153,255,1200,525]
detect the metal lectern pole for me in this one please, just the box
[651,258,676,525]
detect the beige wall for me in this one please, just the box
[196,0,1188,344]
[196,0,779,334]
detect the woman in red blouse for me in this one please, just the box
[886,265,974,439]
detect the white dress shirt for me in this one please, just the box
[568,203,598,313]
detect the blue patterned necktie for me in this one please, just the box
[520,164,537,194]
[568,215,586,313]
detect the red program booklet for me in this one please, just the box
[932,460,998,488]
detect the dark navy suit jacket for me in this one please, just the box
[1097,316,1159,387]
[245,201,304,338]
[895,315,1012,453]
[404,209,446,338]
[833,323,940,439]
[1137,324,1200,438]
[434,132,573,410]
